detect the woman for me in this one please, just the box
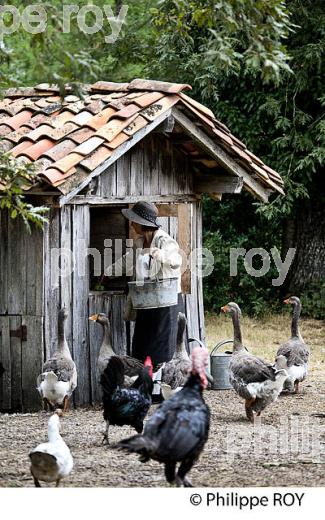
[105,201,183,367]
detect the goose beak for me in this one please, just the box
[89,314,98,321]
[283,298,290,304]
[221,305,229,313]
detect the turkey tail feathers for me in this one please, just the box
[113,434,157,458]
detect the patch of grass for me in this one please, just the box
[205,312,325,375]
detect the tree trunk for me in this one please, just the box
[114,0,123,15]
[285,196,325,294]
[281,217,296,259]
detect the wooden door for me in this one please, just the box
[0,315,23,412]
[0,315,43,412]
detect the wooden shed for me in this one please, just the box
[0,79,284,412]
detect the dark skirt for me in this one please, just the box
[132,293,184,366]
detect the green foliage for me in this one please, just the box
[151,0,293,83]
[151,0,324,316]
[0,154,49,232]
[0,0,323,316]
[300,283,325,320]
[0,0,156,92]
[202,194,283,316]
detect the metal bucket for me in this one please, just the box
[128,277,178,309]
[210,339,233,390]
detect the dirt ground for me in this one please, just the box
[1,314,324,488]
[0,377,324,488]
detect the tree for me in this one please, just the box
[1,0,323,315]
[251,0,325,298]
[146,0,293,101]
[0,154,49,232]
[147,0,324,316]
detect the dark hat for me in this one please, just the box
[121,201,160,228]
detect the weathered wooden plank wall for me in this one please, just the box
[8,316,22,410]
[43,208,60,359]
[196,200,205,342]
[60,206,73,356]
[43,206,91,406]
[0,210,43,316]
[72,205,90,406]
[0,210,8,315]
[43,205,129,406]
[0,316,11,411]
[43,206,89,406]
[94,133,193,198]
[1,130,206,411]
[0,210,44,412]
[22,315,43,411]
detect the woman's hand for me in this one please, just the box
[149,247,163,262]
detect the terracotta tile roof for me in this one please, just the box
[0,78,284,197]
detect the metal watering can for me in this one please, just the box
[210,339,234,390]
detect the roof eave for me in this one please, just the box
[57,108,173,207]
[172,108,275,203]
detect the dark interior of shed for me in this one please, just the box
[89,205,129,291]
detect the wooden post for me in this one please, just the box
[178,203,192,294]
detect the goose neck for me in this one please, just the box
[232,311,243,350]
[291,301,301,338]
[57,317,71,357]
[58,317,65,343]
[48,417,62,443]
[100,321,114,356]
[175,343,189,360]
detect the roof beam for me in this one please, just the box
[58,108,173,206]
[195,174,243,194]
[173,108,270,202]
[67,194,199,205]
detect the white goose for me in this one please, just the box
[37,308,77,412]
[29,410,73,487]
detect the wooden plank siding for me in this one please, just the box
[0,210,8,315]
[26,225,44,316]
[22,315,43,411]
[92,133,193,199]
[9,315,22,411]
[0,210,44,316]
[43,208,60,359]
[60,206,73,354]
[7,217,27,315]
[0,316,11,411]
[97,163,117,198]
[0,130,207,410]
[177,203,192,294]
[196,200,206,342]
[71,205,90,406]
[0,209,44,412]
